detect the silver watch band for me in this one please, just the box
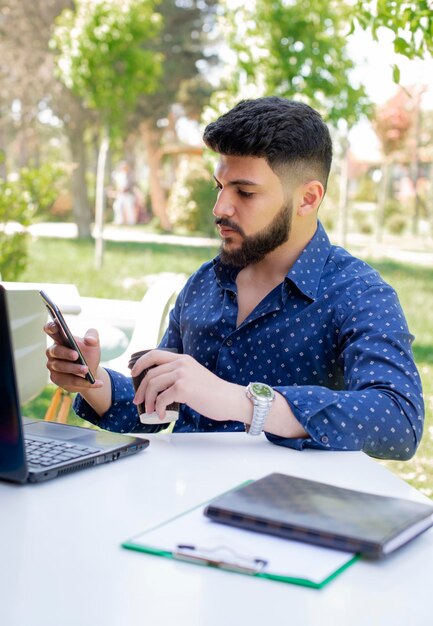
[248,399,271,436]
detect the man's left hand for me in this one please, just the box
[130,349,249,423]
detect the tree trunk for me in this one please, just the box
[67,126,92,238]
[376,157,391,244]
[141,121,171,231]
[411,92,422,237]
[338,133,350,248]
[428,163,433,240]
[94,130,110,269]
[0,125,7,179]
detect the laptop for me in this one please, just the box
[0,284,149,483]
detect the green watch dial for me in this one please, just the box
[251,382,273,399]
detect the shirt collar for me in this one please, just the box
[213,256,239,291]
[285,221,331,301]
[213,221,331,300]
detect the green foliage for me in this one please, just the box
[354,0,433,61]
[131,0,218,124]
[384,199,407,234]
[167,158,216,236]
[18,163,67,220]
[0,174,32,280]
[354,176,379,203]
[0,231,29,280]
[351,208,374,234]
[0,163,68,279]
[51,0,163,133]
[219,0,371,126]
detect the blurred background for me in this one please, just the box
[1,0,432,495]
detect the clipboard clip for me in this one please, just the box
[174,543,268,575]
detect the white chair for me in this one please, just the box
[103,273,186,375]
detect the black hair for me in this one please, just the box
[203,97,333,188]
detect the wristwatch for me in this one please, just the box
[246,382,275,436]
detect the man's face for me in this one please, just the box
[212,155,294,267]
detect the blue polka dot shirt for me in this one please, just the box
[74,222,424,460]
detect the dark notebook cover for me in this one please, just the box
[203,473,433,559]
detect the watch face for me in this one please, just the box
[251,382,273,399]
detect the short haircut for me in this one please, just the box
[203,97,333,189]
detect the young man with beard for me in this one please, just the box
[45,97,424,460]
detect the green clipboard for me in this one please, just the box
[122,486,359,589]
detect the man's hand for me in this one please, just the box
[131,349,250,423]
[131,349,307,438]
[44,322,104,392]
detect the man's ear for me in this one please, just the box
[296,180,324,216]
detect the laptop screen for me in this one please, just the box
[0,286,28,482]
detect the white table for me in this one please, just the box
[1,433,432,626]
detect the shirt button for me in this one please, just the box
[226,339,233,347]
[321,435,329,444]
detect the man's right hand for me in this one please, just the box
[44,322,103,392]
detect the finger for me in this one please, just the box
[135,370,177,414]
[83,328,100,347]
[134,363,175,410]
[44,321,67,346]
[131,349,178,376]
[49,370,104,392]
[46,343,79,362]
[154,387,177,420]
[49,357,89,378]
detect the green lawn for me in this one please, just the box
[21,236,433,498]
[20,236,218,300]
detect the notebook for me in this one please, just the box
[203,472,433,559]
[0,284,149,483]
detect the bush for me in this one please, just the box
[353,176,378,203]
[351,208,374,234]
[0,163,66,280]
[0,177,31,280]
[19,163,67,221]
[167,157,216,236]
[384,199,407,235]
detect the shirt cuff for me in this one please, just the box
[269,385,338,450]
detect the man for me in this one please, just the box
[45,97,424,460]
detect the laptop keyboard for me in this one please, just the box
[25,437,101,467]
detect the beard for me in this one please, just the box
[216,201,293,268]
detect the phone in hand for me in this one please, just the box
[40,290,95,384]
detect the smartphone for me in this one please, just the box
[40,290,95,384]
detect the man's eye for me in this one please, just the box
[213,185,222,192]
[238,189,254,198]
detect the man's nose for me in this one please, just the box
[212,189,235,218]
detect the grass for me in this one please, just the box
[21,236,433,499]
[20,237,218,300]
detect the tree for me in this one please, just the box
[0,0,95,237]
[353,1,433,239]
[129,0,218,230]
[52,0,163,265]
[373,89,413,240]
[353,0,433,81]
[217,0,371,245]
[220,0,370,125]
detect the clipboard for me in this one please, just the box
[122,488,359,589]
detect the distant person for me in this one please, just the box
[45,97,424,460]
[112,161,137,225]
